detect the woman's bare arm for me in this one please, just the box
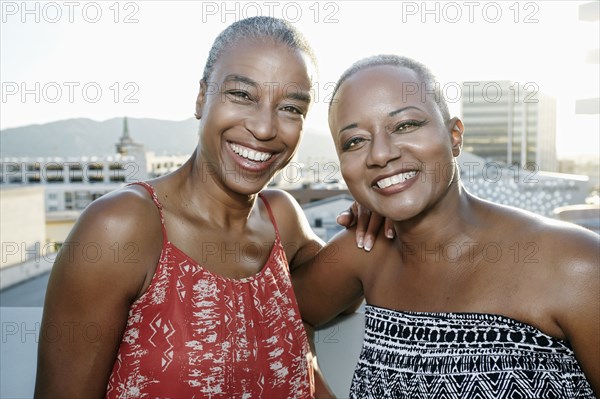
[553,227,600,396]
[260,189,368,326]
[292,229,373,327]
[34,188,162,398]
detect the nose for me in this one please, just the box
[366,132,401,167]
[245,105,276,141]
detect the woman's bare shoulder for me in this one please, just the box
[57,183,164,291]
[77,186,160,236]
[259,188,301,211]
[258,188,313,237]
[475,196,598,271]
[49,184,158,277]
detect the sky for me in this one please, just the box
[1,0,599,158]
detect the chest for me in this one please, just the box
[163,213,278,280]
[362,243,564,339]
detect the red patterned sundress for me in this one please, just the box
[105,182,314,398]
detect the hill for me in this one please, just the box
[0,117,337,163]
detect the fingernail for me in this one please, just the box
[386,229,394,239]
[357,235,364,249]
[364,238,373,252]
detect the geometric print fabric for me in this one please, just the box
[350,305,594,398]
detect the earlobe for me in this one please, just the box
[195,80,207,120]
[450,118,464,157]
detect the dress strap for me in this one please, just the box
[258,192,281,241]
[127,182,168,245]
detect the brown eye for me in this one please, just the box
[342,137,367,151]
[393,120,427,133]
[227,90,252,101]
[281,105,302,114]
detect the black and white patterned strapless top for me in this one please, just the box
[350,304,594,398]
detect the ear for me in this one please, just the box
[449,118,464,157]
[195,80,207,120]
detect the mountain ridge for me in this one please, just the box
[0,117,337,163]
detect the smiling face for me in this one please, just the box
[329,65,463,221]
[195,38,313,196]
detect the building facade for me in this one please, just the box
[0,186,46,270]
[576,1,599,115]
[457,152,589,218]
[461,81,557,172]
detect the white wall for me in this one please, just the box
[0,186,46,269]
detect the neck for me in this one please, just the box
[171,148,260,229]
[393,181,480,259]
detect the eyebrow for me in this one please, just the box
[388,106,422,117]
[285,90,311,104]
[223,74,258,88]
[338,106,423,135]
[224,74,311,103]
[338,123,358,135]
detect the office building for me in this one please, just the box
[461,81,557,172]
[576,1,599,115]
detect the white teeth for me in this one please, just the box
[376,171,417,189]
[229,143,273,162]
